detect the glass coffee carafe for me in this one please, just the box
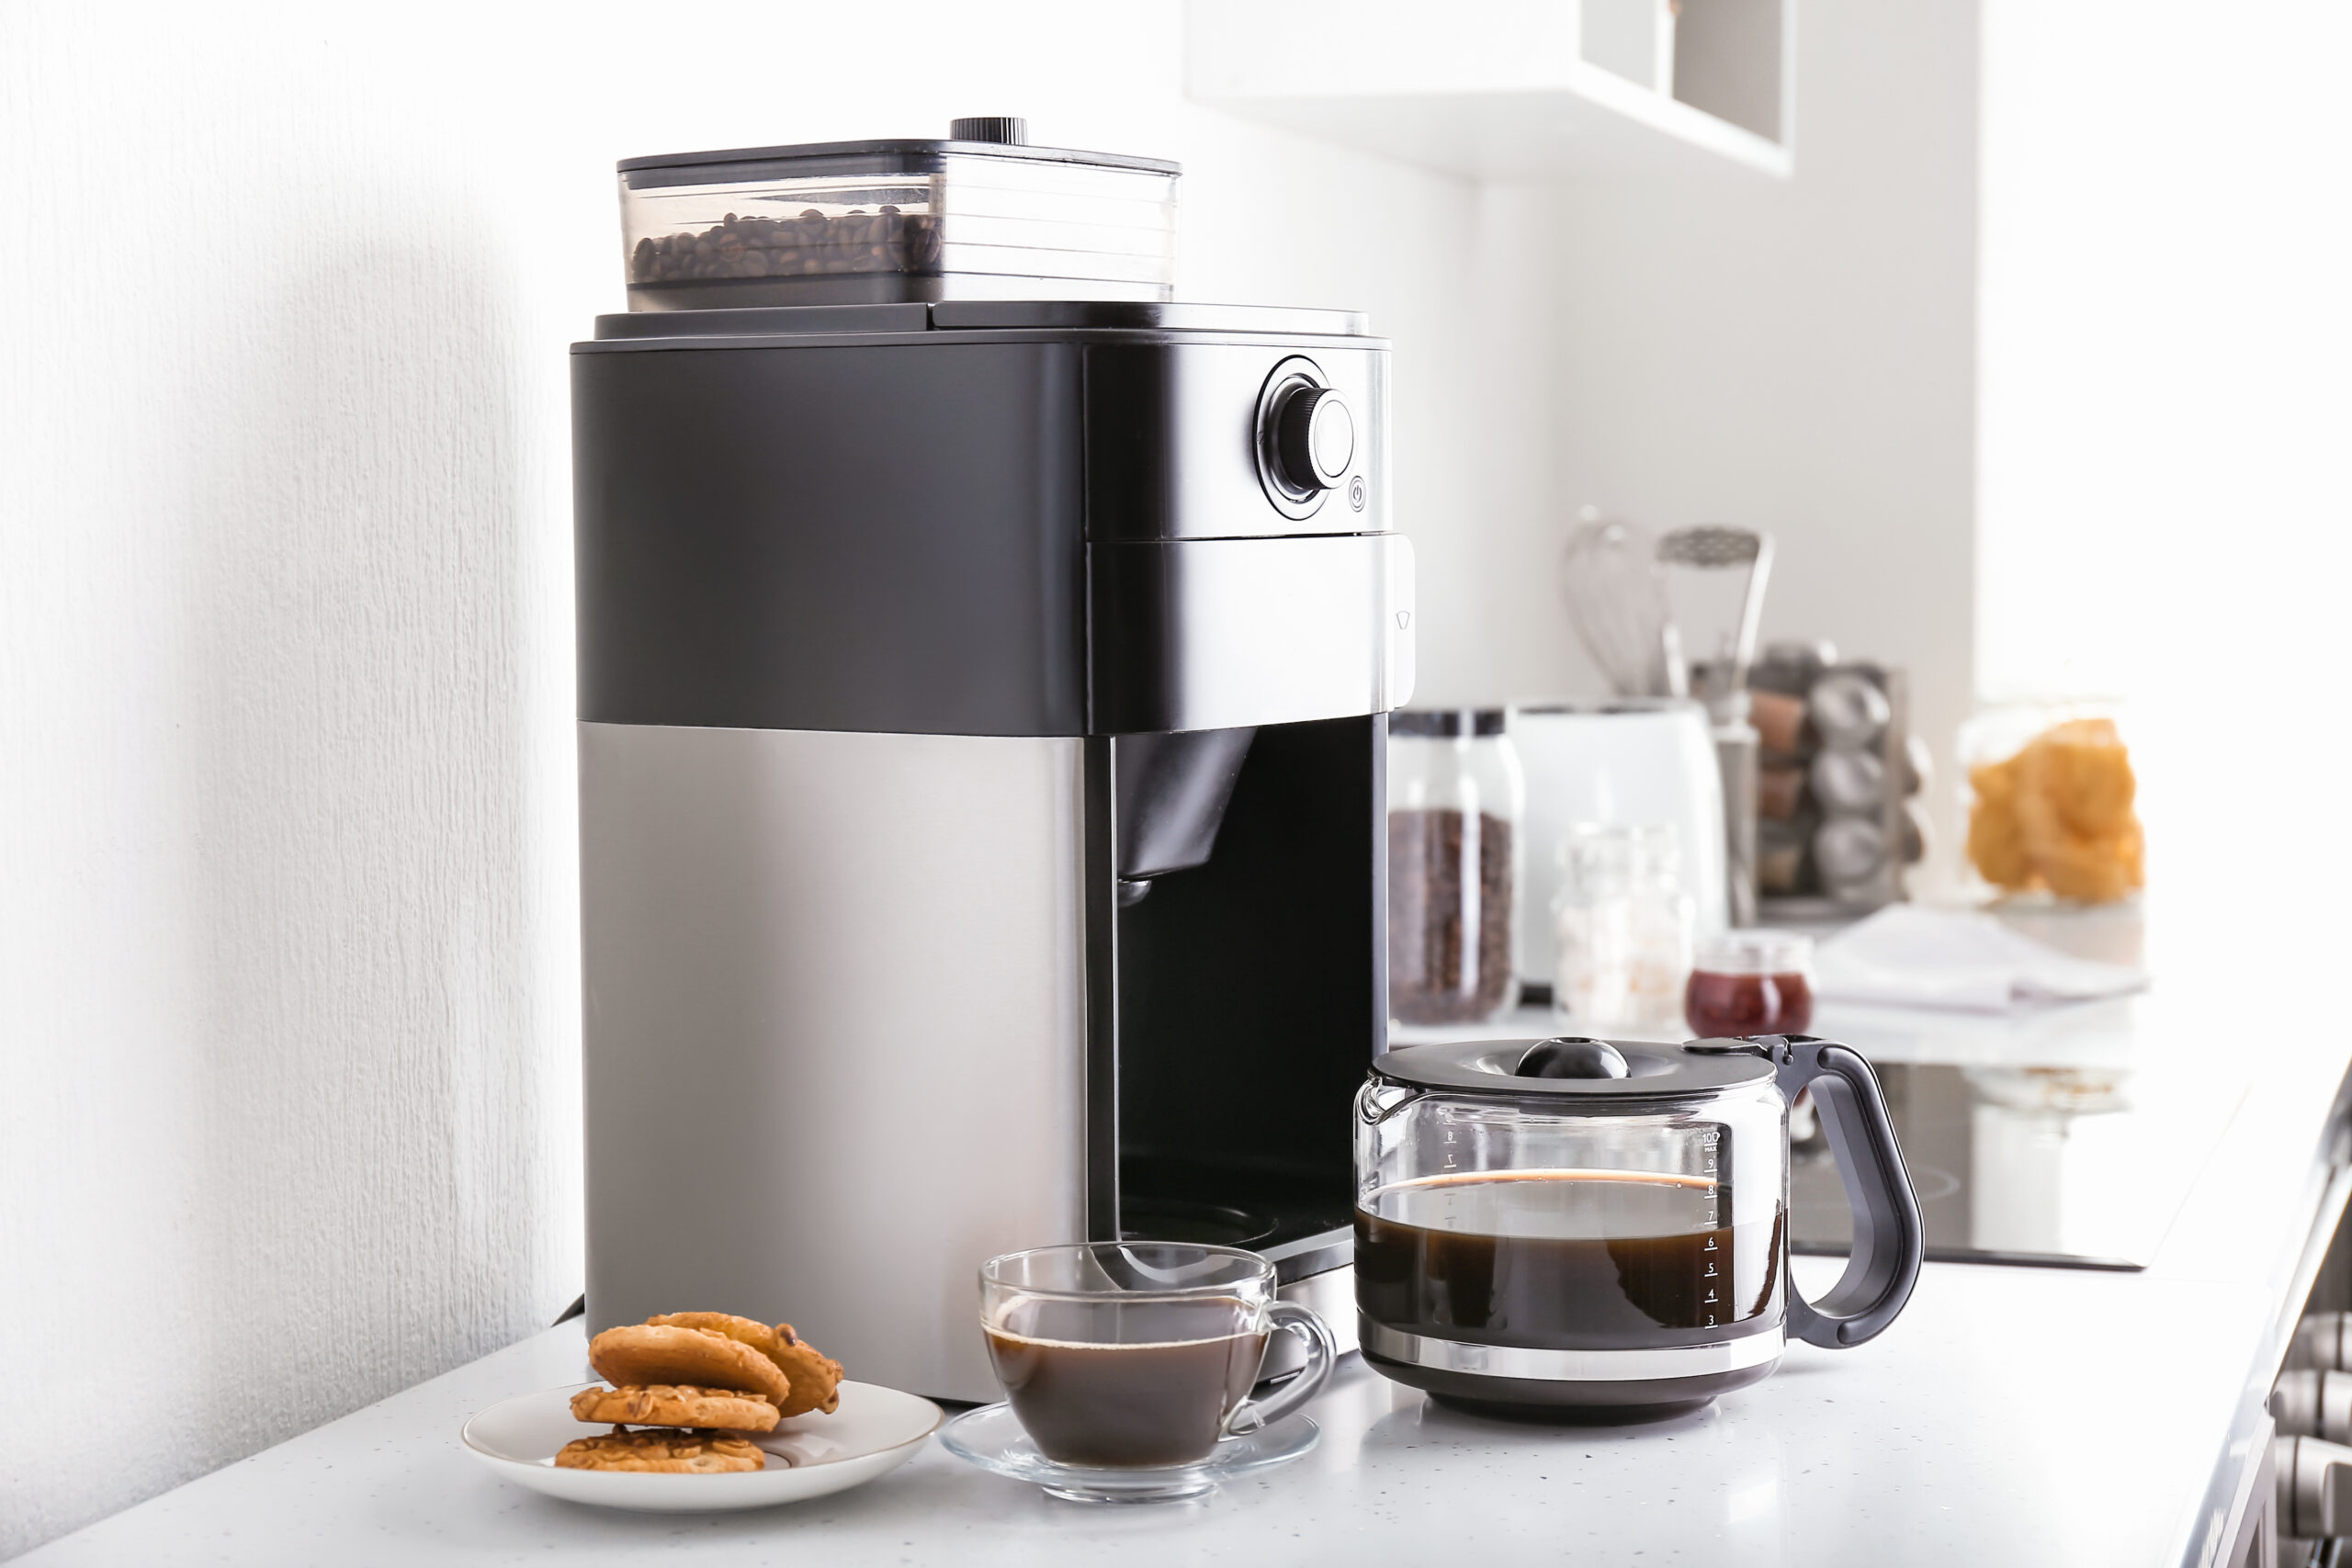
[1354,1033,1921,1419]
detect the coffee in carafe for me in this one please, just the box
[1356,1171,1784,1345]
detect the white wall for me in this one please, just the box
[0,5,1487,1553]
[1976,0,2352,898]
[1413,0,1980,875]
[1977,0,2352,697]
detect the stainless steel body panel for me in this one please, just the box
[1091,534,1416,733]
[580,722,1087,1402]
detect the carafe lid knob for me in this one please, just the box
[1515,1038,1630,1080]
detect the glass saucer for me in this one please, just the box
[937,1403,1319,1503]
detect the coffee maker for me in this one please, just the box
[573,123,1413,1401]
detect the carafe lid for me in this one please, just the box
[1373,1037,1774,1100]
[617,132,1180,180]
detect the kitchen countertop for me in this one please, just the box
[24,913,2349,1565]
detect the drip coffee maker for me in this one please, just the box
[574,120,1413,1401]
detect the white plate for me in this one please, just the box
[462,1382,942,1512]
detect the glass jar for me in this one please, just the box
[1353,1034,1922,1416]
[1386,710,1525,1026]
[1552,824,1695,1037]
[1957,701,2143,906]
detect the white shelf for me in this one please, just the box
[1185,0,1792,183]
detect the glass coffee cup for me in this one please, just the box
[977,1243,1336,1475]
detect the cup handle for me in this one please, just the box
[1222,1303,1336,1437]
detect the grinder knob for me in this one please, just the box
[1273,385,1353,492]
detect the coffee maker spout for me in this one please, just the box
[1114,728,1257,893]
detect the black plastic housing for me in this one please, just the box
[571,303,1393,738]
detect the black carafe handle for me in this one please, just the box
[1757,1034,1924,1348]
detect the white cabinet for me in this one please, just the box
[1185,0,1793,180]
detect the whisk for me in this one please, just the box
[1561,514,1680,697]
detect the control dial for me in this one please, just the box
[1274,385,1354,493]
[1254,356,1357,520]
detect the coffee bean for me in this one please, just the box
[631,196,941,289]
[1387,808,1516,1025]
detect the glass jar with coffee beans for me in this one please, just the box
[1386,710,1525,1026]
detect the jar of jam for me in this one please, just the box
[1684,931,1815,1038]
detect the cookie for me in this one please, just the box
[766,1325,845,1417]
[568,1383,779,1432]
[649,1312,844,1416]
[554,1427,763,1473]
[588,1325,793,1408]
[647,1312,793,1365]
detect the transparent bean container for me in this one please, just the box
[1386,710,1526,1026]
[1354,1035,1922,1417]
[616,121,1180,311]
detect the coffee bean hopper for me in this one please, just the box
[615,115,1179,310]
[1355,1034,1923,1418]
[575,119,1413,1401]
